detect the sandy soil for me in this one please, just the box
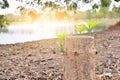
[0,28,120,80]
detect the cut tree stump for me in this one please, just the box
[63,36,96,80]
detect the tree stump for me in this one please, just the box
[64,36,96,80]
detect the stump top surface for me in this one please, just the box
[66,36,94,39]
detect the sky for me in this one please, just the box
[0,0,120,14]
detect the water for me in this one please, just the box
[0,23,75,44]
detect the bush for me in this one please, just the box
[0,15,10,32]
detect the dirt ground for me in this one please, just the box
[0,27,120,80]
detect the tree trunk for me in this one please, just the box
[64,36,96,80]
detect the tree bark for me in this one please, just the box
[64,36,96,80]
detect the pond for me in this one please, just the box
[0,23,75,44]
[0,22,109,44]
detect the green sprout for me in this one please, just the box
[96,66,103,74]
[86,20,100,34]
[76,25,86,34]
[57,33,71,51]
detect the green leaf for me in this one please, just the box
[87,20,100,34]
[57,33,70,41]
[88,21,99,29]
[76,25,86,34]
[56,33,71,50]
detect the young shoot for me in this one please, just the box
[86,20,100,34]
[76,25,86,34]
[57,33,71,51]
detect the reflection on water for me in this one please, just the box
[0,23,75,44]
[0,32,55,44]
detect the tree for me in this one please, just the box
[1,0,120,18]
[100,0,111,7]
[0,0,9,9]
[28,10,42,23]
[0,15,5,28]
[0,15,10,32]
[99,7,108,18]
[16,6,28,15]
[82,0,92,3]
[114,0,120,2]
[92,4,99,10]
[68,2,78,11]
[112,7,120,17]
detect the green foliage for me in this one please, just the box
[96,66,103,74]
[75,20,100,35]
[0,15,10,28]
[1,0,9,9]
[112,7,120,13]
[86,10,92,19]
[99,7,108,18]
[112,7,120,18]
[57,33,71,51]
[86,20,100,34]
[92,4,99,10]
[0,15,10,33]
[37,0,42,4]
[100,0,111,7]
[0,15,5,27]
[82,0,92,3]
[76,25,86,34]
[68,2,77,11]
[45,1,52,7]
[114,0,120,2]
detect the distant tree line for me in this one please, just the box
[0,0,120,21]
[0,0,120,12]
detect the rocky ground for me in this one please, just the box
[93,29,120,80]
[0,27,120,80]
